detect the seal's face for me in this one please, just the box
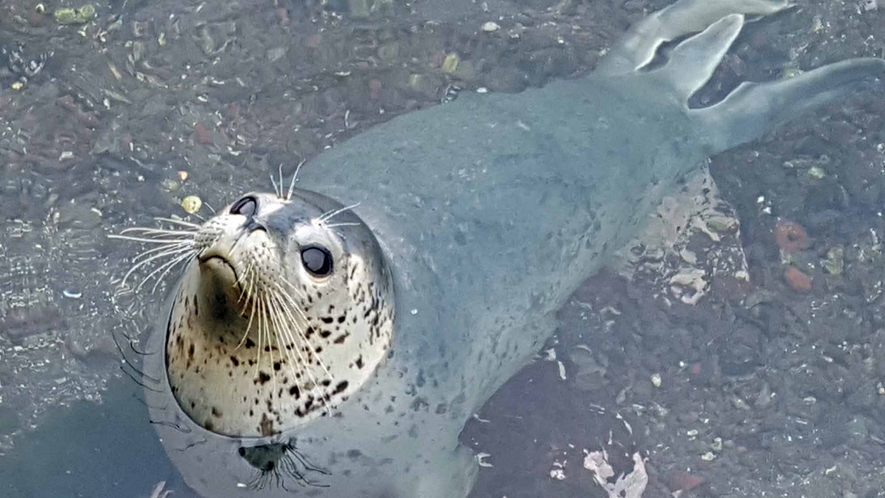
[165,191,395,438]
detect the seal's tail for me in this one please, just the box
[595,0,792,76]
[596,0,884,156]
[691,59,885,154]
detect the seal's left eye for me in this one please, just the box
[230,196,257,217]
[301,246,333,277]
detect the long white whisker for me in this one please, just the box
[152,217,203,229]
[268,290,330,413]
[271,164,283,199]
[318,202,360,224]
[254,293,263,378]
[120,246,192,288]
[138,251,195,292]
[277,276,307,300]
[150,251,196,293]
[236,270,258,350]
[266,294,279,412]
[271,281,309,322]
[271,282,333,384]
[131,241,193,262]
[109,233,196,244]
[322,222,361,229]
[286,160,306,202]
[270,293,307,416]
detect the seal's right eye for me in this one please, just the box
[230,196,257,216]
[301,246,333,277]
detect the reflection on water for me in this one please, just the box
[0,379,189,498]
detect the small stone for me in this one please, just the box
[442,53,460,74]
[808,165,827,179]
[481,21,500,32]
[784,266,812,293]
[823,245,844,275]
[650,373,662,387]
[180,195,202,214]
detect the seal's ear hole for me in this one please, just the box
[230,196,258,216]
[301,246,333,277]
[238,447,247,457]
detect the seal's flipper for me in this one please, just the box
[596,0,792,76]
[651,14,744,102]
[692,58,885,154]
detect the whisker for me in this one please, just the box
[236,269,258,350]
[277,276,307,300]
[140,251,196,293]
[317,202,360,224]
[255,294,266,380]
[150,251,196,293]
[268,291,326,410]
[322,222,361,229]
[109,233,196,244]
[269,286,334,415]
[286,160,306,202]
[153,217,203,229]
[271,164,283,199]
[120,246,192,288]
[131,241,193,263]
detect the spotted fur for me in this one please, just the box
[165,192,395,437]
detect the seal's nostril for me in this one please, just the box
[230,196,258,217]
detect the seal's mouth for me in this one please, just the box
[198,251,241,291]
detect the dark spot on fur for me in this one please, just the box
[259,413,275,436]
[212,406,223,418]
[187,343,195,359]
[230,356,239,366]
[245,338,255,348]
[204,420,215,432]
[355,355,364,369]
[289,385,300,399]
[321,316,334,324]
[273,361,281,371]
[256,371,271,385]
[333,333,348,344]
[337,315,346,323]
[193,296,199,316]
[320,329,332,339]
[333,381,348,395]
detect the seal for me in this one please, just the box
[162,190,394,438]
[121,1,885,496]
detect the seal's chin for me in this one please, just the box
[197,256,244,318]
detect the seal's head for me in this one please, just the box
[165,190,395,438]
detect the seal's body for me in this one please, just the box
[138,1,885,496]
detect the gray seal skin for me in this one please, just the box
[137,0,885,496]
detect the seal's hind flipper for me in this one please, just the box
[692,58,885,154]
[650,14,744,103]
[596,0,792,76]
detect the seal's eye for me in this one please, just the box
[301,246,333,277]
[230,196,257,216]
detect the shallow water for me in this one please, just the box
[2,1,885,497]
